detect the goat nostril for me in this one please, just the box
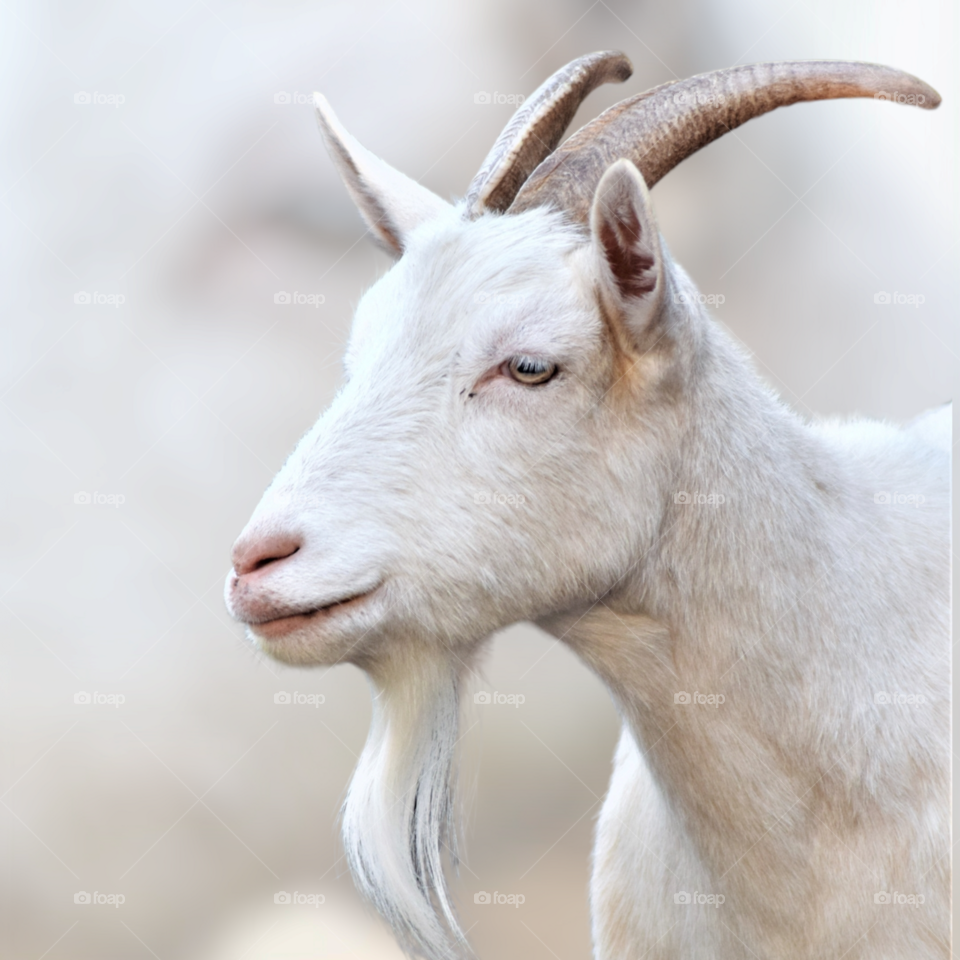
[233,534,302,577]
[252,545,299,571]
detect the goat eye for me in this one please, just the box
[506,356,557,385]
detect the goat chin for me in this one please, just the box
[342,646,467,960]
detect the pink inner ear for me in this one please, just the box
[599,201,656,299]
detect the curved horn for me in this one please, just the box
[463,51,632,218]
[509,61,941,223]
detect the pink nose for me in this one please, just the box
[232,531,302,577]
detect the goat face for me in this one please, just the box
[226,53,939,671]
[226,162,678,668]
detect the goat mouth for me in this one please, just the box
[248,588,378,639]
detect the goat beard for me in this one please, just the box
[342,645,468,960]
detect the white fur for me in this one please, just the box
[227,149,949,959]
[341,648,464,960]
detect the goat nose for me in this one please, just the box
[232,532,301,577]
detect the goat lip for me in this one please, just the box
[247,587,379,639]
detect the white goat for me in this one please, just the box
[226,53,949,960]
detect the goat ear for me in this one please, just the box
[590,159,663,343]
[314,94,453,258]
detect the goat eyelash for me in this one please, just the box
[503,356,558,385]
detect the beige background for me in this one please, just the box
[1,1,955,958]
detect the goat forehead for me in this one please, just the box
[416,210,584,311]
[350,209,587,362]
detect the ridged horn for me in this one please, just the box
[509,60,941,224]
[463,51,632,218]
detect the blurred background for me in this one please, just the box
[1,0,955,957]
